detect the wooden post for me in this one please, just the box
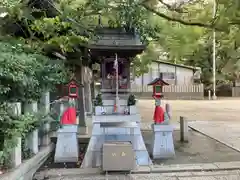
[84,81,92,115]
[180,116,188,142]
[76,65,87,134]
[91,81,95,100]
[10,102,22,167]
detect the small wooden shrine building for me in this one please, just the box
[89,27,146,98]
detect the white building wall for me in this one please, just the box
[158,63,176,73]
[132,62,194,86]
[134,76,142,86]
[151,62,159,80]
[176,67,193,85]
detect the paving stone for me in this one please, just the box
[178,174,240,180]
[160,172,193,177]
[131,174,177,180]
[46,173,240,180]
[214,161,240,169]
[47,174,177,180]
[35,168,101,178]
[191,170,240,176]
[151,163,218,172]
[188,121,240,152]
[132,166,151,173]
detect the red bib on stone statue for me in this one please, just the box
[61,107,76,125]
[153,106,164,124]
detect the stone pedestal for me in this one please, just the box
[40,92,50,115]
[24,101,38,114]
[28,129,39,154]
[152,124,175,159]
[24,101,39,154]
[54,125,79,163]
[40,92,51,146]
[12,137,22,167]
[81,115,152,168]
[10,102,22,167]
[41,122,50,146]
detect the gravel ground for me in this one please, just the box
[137,99,240,123]
[142,130,240,165]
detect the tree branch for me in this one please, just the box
[140,3,222,30]
[157,0,187,13]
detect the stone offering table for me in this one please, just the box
[152,124,175,159]
[81,115,152,168]
[54,125,79,163]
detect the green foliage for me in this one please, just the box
[1,0,240,89]
[0,102,45,167]
[94,93,103,106]
[31,16,89,53]
[131,43,159,77]
[127,94,136,106]
[0,41,69,102]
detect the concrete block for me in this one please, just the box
[78,126,88,135]
[9,102,22,167]
[151,163,218,172]
[24,102,39,153]
[40,92,50,114]
[24,101,38,113]
[214,161,240,169]
[54,125,79,163]
[10,102,21,116]
[27,129,39,154]
[41,123,50,146]
[152,124,175,159]
[11,137,22,167]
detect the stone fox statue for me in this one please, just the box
[153,98,171,125]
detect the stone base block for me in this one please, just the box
[81,121,152,168]
[27,129,39,154]
[11,137,22,167]
[152,124,175,159]
[78,126,88,135]
[54,125,79,163]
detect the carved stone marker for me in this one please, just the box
[152,124,175,159]
[54,125,79,163]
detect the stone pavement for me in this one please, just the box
[188,121,240,152]
[35,169,240,180]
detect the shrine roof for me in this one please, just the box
[148,78,169,86]
[88,27,146,53]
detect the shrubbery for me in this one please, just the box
[0,40,69,168]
